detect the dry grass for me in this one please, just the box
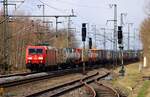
[113,62,143,97]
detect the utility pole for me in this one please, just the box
[114,4,117,66]
[101,28,106,50]
[3,0,9,71]
[55,16,58,34]
[55,17,63,39]
[67,17,71,48]
[95,26,96,48]
[87,23,90,37]
[37,4,45,27]
[127,23,133,50]
[37,4,45,43]
[134,28,138,50]
[91,25,96,48]
[134,28,136,50]
[87,23,90,48]
[108,4,117,66]
[139,29,142,50]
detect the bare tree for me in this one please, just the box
[140,17,150,67]
[0,15,78,73]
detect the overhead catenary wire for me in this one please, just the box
[15,0,27,10]
[9,0,68,15]
[38,0,67,14]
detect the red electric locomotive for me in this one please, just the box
[26,46,48,71]
[26,46,82,71]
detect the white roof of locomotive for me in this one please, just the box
[47,46,56,49]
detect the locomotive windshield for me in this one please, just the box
[28,48,43,54]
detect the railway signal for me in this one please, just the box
[118,26,125,76]
[82,23,86,42]
[118,26,123,44]
[81,23,87,74]
[89,37,92,49]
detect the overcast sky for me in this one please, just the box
[0,0,148,49]
[12,0,147,27]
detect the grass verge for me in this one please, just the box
[137,80,150,97]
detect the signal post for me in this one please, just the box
[118,26,125,76]
[82,23,86,74]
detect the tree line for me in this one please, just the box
[140,1,150,67]
[0,15,77,73]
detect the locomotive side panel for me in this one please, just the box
[46,48,57,66]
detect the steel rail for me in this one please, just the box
[26,72,99,97]
[0,68,80,88]
[0,66,99,88]
[26,72,110,97]
[82,82,96,97]
[0,72,37,78]
[95,81,120,97]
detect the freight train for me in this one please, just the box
[25,45,141,71]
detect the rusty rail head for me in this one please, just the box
[95,81,120,97]
[81,81,96,97]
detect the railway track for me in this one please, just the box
[82,82,96,97]
[0,65,102,88]
[0,72,38,78]
[26,72,110,97]
[0,68,81,88]
[93,81,119,97]
[0,64,103,79]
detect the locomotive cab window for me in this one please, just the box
[28,48,43,54]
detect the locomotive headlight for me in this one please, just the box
[28,57,32,60]
[38,57,43,60]
[40,60,43,63]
